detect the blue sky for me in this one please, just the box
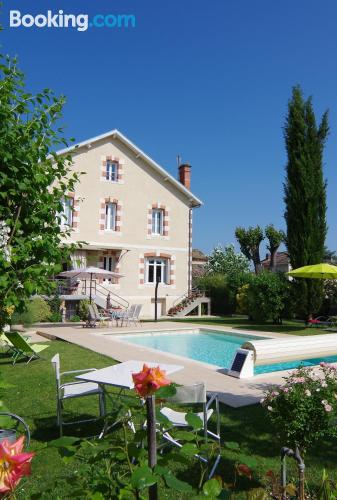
[1,0,337,256]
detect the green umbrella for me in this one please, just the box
[287,263,337,279]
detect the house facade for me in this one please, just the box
[261,251,291,273]
[57,130,202,318]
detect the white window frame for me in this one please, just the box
[145,257,169,284]
[60,196,73,228]
[105,202,117,231]
[103,256,114,272]
[106,161,118,182]
[151,209,164,235]
[103,255,115,283]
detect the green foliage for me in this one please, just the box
[200,245,250,315]
[235,226,264,274]
[70,315,81,322]
[0,53,80,329]
[49,311,62,322]
[236,283,251,315]
[198,273,248,315]
[11,297,51,325]
[42,387,221,498]
[262,364,337,454]
[317,470,337,500]
[207,244,250,276]
[78,299,90,321]
[48,291,61,314]
[244,272,289,323]
[284,85,328,317]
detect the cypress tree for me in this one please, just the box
[284,86,329,317]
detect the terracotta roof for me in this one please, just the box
[261,251,289,267]
[192,249,208,262]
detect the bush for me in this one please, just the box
[49,312,62,322]
[11,297,51,325]
[245,272,289,323]
[78,300,90,321]
[70,315,81,322]
[236,284,250,315]
[198,272,250,315]
[262,364,337,454]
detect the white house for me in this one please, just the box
[57,129,203,318]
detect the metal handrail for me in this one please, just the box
[172,286,205,307]
[92,281,129,310]
[52,278,129,310]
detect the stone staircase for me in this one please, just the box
[168,289,211,317]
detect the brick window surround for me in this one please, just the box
[147,203,169,237]
[100,156,124,182]
[98,250,121,284]
[67,192,80,233]
[99,198,122,232]
[139,253,175,285]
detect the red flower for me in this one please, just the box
[236,463,253,480]
[0,436,34,493]
[132,364,171,398]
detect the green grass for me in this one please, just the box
[2,340,337,498]
[168,316,335,336]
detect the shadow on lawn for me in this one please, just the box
[32,414,105,442]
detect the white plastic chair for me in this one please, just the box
[159,383,221,478]
[128,304,142,326]
[115,304,136,326]
[51,354,106,436]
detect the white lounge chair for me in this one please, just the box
[51,354,105,436]
[159,383,221,478]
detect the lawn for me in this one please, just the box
[2,339,337,498]
[169,316,333,336]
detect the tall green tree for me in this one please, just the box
[265,225,285,271]
[235,226,263,274]
[0,54,79,329]
[284,85,328,316]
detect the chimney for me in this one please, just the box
[178,163,191,190]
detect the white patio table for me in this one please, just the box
[76,360,184,437]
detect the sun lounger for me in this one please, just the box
[4,332,49,365]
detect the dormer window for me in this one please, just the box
[106,160,118,182]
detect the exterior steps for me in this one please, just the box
[168,291,211,317]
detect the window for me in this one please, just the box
[152,209,164,235]
[103,256,114,272]
[145,258,169,284]
[106,161,118,182]
[59,196,73,227]
[103,256,115,283]
[105,202,117,231]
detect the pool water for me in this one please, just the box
[255,355,337,374]
[117,330,337,375]
[118,330,262,370]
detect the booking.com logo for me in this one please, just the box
[9,10,136,32]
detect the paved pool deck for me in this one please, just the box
[34,322,312,408]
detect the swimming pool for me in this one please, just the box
[116,329,337,375]
[117,329,263,370]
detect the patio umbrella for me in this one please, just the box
[57,266,124,302]
[287,263,337,279]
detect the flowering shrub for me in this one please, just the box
[0,436,34,495]
[262,364,337,453]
